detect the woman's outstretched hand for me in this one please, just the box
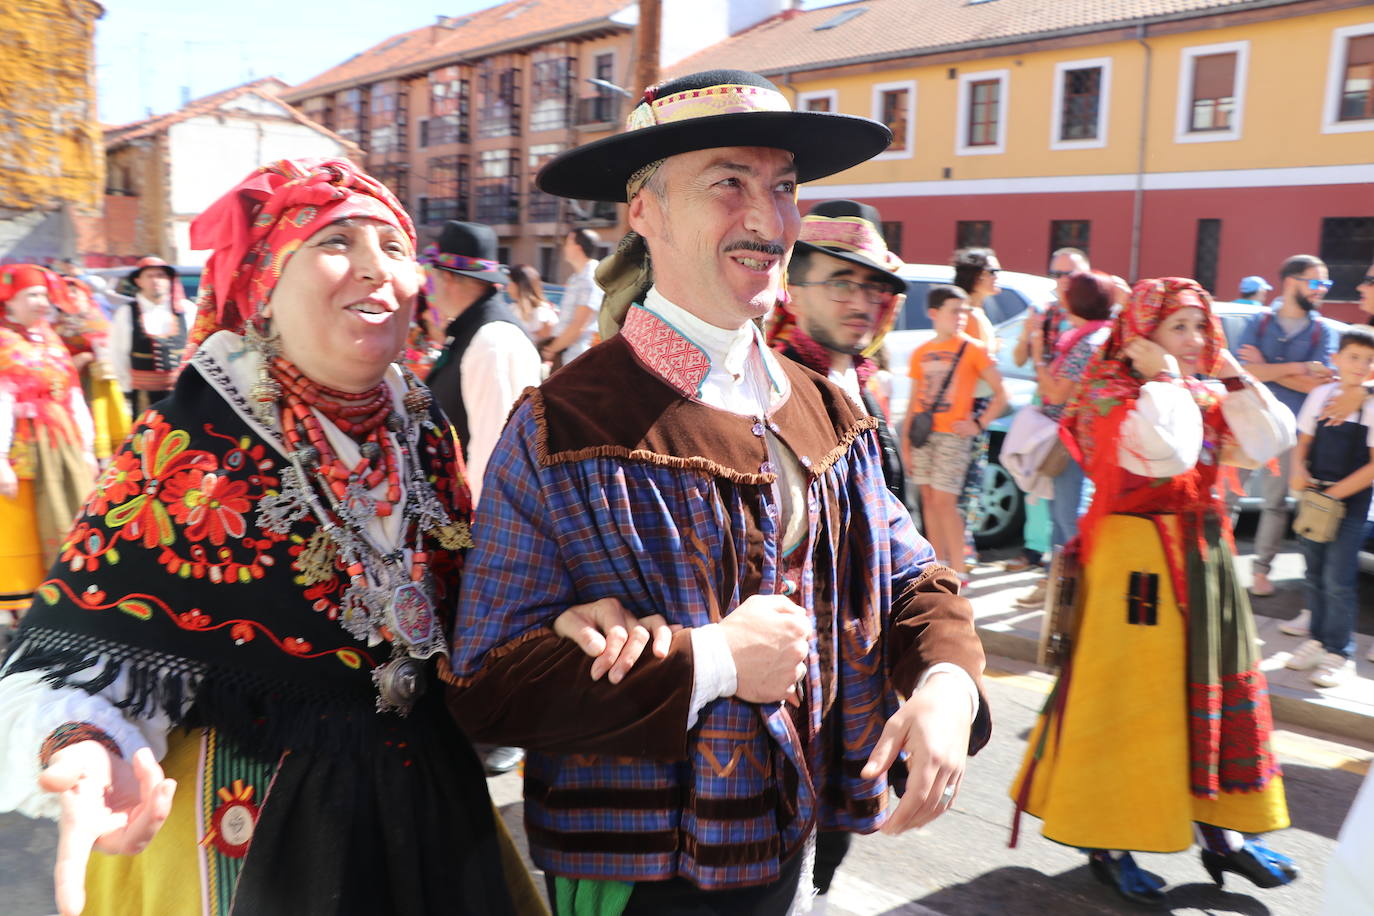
[38,744,176,916]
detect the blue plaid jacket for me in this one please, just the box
[448,315,988,889]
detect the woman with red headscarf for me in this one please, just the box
[0,265,97,623]
[1010,279,1299,908]
[0,160,534,915]
[53,276,131,462]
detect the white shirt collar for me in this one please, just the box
[642,286,769,385]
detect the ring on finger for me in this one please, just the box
[938,783,956,807]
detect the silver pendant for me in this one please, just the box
[373,656,425,716]
[388,582,436,648]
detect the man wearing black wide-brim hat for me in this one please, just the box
[447,70,990,913]
[421,220,540,507]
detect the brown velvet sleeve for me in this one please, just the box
[443,626,696,760]
[889,565,992,755]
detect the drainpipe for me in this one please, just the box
[1130,23,1152,283]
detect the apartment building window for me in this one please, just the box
[1051,58,1111,149]
[300,94,334,131]
[1320,216,1374,300]
[476,149,520,224]
[369,80,403,155]
[423,66,468,147]
[1175,41,1248,143]
[370,163,408,205]
[882,221,903,258]
[526,144,565,223]
[478,61,521,139]
[957,70,1008,155]
[1193,219,1221,295]
[798,90,837,113]
[538,245,558,284]
[577,52,620,126]
[421,155,469,224]
[1324,24,1374,133]
[531,54,574,132]
[1049,220,1091,261]
[871,81,915,157]
[335,87,365,146]
[956,220,991,249]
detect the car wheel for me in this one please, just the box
[974,457,1025,548]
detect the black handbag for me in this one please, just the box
[907,340,968,449]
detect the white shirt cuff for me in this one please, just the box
[687,624,738,729]
[915,663,980,722]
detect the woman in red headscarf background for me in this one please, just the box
[0,159,535,915]
[1010,279,1300,908]
[0,265,97,623]
[53,276,131,462]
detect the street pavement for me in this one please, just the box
[2,535,1370,915]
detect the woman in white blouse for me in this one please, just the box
[1011,278,1300,908]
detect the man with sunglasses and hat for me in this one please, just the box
[111,256,192,415]
[446,69,989,914]
[1234,254,1341,601]
[773,200,906,504]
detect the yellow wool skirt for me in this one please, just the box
[84,730,546,916]
[1010,514,1289,852]
[83,371,132,460]
[0,480,45,613]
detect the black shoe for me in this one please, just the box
[483,746,525,775]
[1087,851,1166,909]
[1200,840,1299,889]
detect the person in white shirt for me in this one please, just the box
[110,257,194,416]
[541,228,602,365]
[419,220,541,778]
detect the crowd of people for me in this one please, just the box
[0,65,1370,915]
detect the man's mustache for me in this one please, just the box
[724,240,787,257]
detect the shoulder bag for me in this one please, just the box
[907,340,968,449]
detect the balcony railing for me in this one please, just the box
[419,197,469,225]
[575,96,620,127]
[527,192,561,223]
[475,181,519,225]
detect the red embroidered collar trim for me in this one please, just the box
[621,305,712,399]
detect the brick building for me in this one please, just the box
[283,0,796,282]
[0,0,105,263]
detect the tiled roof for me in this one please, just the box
[286,0,633,99]
[103,78,354,151]
[670,0,1300,78]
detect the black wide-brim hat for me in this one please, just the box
[422,220,508,284]
[537,69,892,203]
[793,200,906,294]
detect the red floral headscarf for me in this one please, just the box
[0,264,73,314]
[186,158,415,349]
[1064,277,1228,469]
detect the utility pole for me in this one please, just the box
[633,0,662,96]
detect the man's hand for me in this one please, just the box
[1238,344,1266,365]
[950,419,981,438]
[0,459,17,499]
[1290,466,1312,494]
[553,597,677,683]
[719,594,812,704]
[861,673,973,834]
[39,744,176,916]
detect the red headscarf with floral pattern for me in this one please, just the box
[1064,276,1227,470]
[186,158,415,349]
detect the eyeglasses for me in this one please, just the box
[1295,277,1334,292]
[1359,276,1374,287]
[986,268,1001,276]
[792,278,894,305]
[1048,270,1071,278]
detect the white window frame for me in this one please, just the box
[956,69,1009,156]
[1322,21,1374,134]
[870,80,916,160]
[797,89,839,114]
[1050,57,1112,150]
[1173,40,1249,144]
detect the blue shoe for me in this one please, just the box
[1200,839,1299,889]
[1087,850,1166,908]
